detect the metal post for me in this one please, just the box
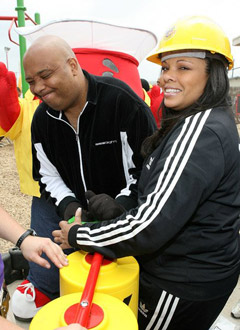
[4,47,10,69]
[15,0,27,96]
[34,12,41,25]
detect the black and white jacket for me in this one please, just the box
[31,70,157,217]
[69,107,240,301]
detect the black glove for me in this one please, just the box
[85,190,126,221]
[63,201,89,222]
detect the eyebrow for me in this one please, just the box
[176,58,194,63]
[37,68,52,74]
[25,68,52,80]
[162,58,195,66]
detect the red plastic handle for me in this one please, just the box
[74,252,104,327]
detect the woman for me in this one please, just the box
[53,16,240,330]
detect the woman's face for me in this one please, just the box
[159,54,209,110]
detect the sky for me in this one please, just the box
[1,0,240,83]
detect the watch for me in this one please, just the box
[16,229,37,248]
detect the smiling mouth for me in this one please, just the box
[41,92,53,102]
[165,88,181,94]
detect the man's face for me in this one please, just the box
[24,48,77,111]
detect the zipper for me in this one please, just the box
[46,103,88,192]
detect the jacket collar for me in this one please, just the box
[83,69,98,105]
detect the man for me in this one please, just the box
[11,35,157,320]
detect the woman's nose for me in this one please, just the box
[162,69,176,83]
[163,74,175,83]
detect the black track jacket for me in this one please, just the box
[31,70,157,218]
[69,107,240,300]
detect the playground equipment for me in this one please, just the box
[60,251,139,317]
[14,19,157,99]
[30,292,138,330]
[2,2,157,99]
[0,0,41,96]
[30,252,139,329]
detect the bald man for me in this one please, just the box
[11,35,156,321]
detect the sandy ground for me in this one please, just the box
[0,140,31,253]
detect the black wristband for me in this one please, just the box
[16,229,37,248]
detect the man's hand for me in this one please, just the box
[53,208,82,249]
[20,236,69,269]
[85,190,125,220]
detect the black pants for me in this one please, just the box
[138,283,232,330]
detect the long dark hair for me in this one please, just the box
[141,57,232,158]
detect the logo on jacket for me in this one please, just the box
[138,301,148,317]
[95,140,117,146]
[146,156,155,170]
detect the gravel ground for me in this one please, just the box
[0,140,31,253]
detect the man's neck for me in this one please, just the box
[64,102,87,131]
[64,75,88,131]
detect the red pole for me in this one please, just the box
[0,16,18,20]
[74,253,104,327]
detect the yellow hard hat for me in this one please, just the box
[147,16,233,70]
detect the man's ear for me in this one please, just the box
[68,58,79,76]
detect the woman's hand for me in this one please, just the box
[53,208,82,249]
